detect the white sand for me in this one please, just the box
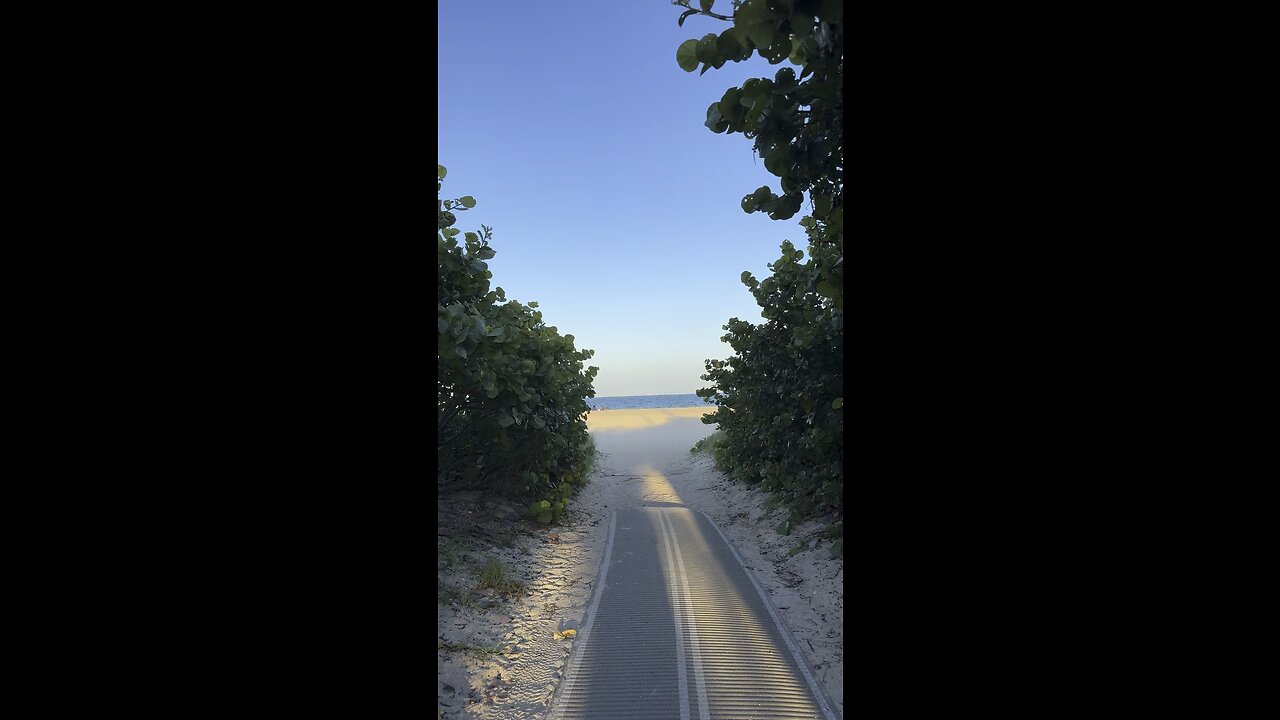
[437,407,843,718]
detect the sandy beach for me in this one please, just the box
[437,407,844,718]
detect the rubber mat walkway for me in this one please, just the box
[549,506,840,720]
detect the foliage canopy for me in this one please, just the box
[674,0,844,522]
[438,165,598,518]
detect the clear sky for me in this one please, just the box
[438,1,810,397]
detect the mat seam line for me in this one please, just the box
[660,509,710,720]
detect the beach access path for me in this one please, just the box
[549,407,842,719]
[437,407,843,720]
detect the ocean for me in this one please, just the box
[588,393,712,410]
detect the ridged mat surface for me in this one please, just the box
[550,507,839,720]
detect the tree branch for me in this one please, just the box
[673,0,735,22]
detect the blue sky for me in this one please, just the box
[439,1,809,397]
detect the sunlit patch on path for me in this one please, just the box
[635,464,683,505]
[586,407,716,432]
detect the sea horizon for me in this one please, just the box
[587,393,713,410]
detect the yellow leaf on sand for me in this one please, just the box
[562,629,576,638]
[553,628,577,640]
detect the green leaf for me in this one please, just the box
[437,165,446,179]
[815,194,832,218]
[455,345,468,358]
[719,87,742,120]
[676,39,699,72]
[830,538,843,559]
[699,0,714,11]
[695,33,719,65]
[788,36,804,65]
[775,520,792,536]
[498,414,514,428]
[540,500,550,510]
[705,103,725,132]
[746,21,776,50]
[438,318,448,334]
[717,29,744,60]
[459,196,476,208]
[763,36,792,63]
[769,191,803,220]
[733,0,761,24]
[831,397,843,410]
[537,511,552,524]
[765,145,789,177]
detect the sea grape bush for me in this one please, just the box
[697,224,843,520]
[438,165,599,513]
[673,0,842,233]
[675,0,843,521]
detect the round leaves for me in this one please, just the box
[718,87,743,125]
[762,36,793,64]
[680,32,736,75]
[768,191,804,220]
[788,36,805,66]
[745,21,776,51]
[717,28,750,62]
[705,102,728,134]
[677,39,699,72]
[814,193,833,219]
[742,185,776,214]
[764,145,790,178]
[695,33,720,67]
